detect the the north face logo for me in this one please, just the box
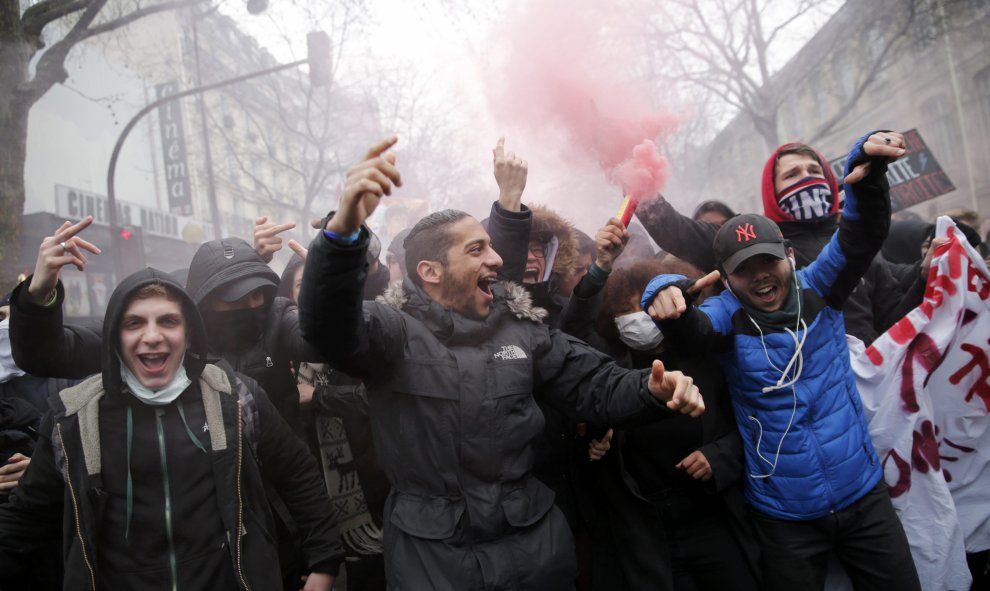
[735,223,757,242]
[494,345,527,361]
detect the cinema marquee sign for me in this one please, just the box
[156,81,194,216]
[55,185,211,241]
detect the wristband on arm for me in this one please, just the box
[323,228,361,244]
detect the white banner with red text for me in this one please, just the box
[849,216,990,591]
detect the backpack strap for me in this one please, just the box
[199,364,231,452]
[199,362,258,456]
[51,374,105,478]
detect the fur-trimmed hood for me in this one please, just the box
[529,204,578,282]
[377,279,547,324]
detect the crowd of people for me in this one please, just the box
[0,127,988,591]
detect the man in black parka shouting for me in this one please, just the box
[298,136,706,591]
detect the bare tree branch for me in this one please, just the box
[20,0,109,99]
[642,0,924,150]
[21,0,89,38]
[81,0,206,41]
[808,2,918,143]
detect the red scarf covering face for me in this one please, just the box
[760,143,841,223]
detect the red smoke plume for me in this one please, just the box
[484,0,679,202]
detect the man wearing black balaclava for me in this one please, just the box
[183,237,328,433]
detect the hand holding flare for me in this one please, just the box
[617,195,638,227]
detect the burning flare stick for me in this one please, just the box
[617,195,638,226]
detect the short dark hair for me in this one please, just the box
[692,200,736,222]
[596,257,708,343]
[130,282,182,303]
[773,144,822,178]
[403,209,471,286]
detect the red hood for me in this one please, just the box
[761,143,840,223]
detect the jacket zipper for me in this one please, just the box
[804,393,837,511]
[155,408,179,591]
[234,400,252,591]
[56,422,97,591]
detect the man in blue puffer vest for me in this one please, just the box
[641,130,921,590]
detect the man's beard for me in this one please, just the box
[441,269,487,320]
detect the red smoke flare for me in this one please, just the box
[485,0,680,205]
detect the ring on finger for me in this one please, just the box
[884,137,891,145]
[60,242,67,255]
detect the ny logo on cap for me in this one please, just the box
[736,223,757,242]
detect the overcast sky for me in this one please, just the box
[221,0,846,230]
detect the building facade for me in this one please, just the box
[666,0,990,232]
[18,2,373,318]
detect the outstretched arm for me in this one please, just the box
[11,216,104,378]
[10,279,104,378]
[298,137,406,378]
[559,217,629,343]
[535,328,704,428]
[25,216,101,306]
[488,137,532,282]
[636,195,720,271]
[641,271,729,355]
[803,131,905,304]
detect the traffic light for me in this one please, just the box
[118,226,146,276]
[307,31,332,88]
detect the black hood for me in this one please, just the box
[185,237,280,307]
[101,268,207,395]
[277,254,306,301]
[883,220,933,265]
[776,215,837,268]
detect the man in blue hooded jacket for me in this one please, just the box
[641,131,921,590]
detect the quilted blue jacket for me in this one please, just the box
[642,132,892,520]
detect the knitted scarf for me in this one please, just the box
[302,363,383,556]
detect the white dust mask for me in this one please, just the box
[614,311,664,351]
[120,354,191,405]
[0,319,26,383]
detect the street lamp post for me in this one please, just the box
[190,13,225,242]
[105,44,327,281]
